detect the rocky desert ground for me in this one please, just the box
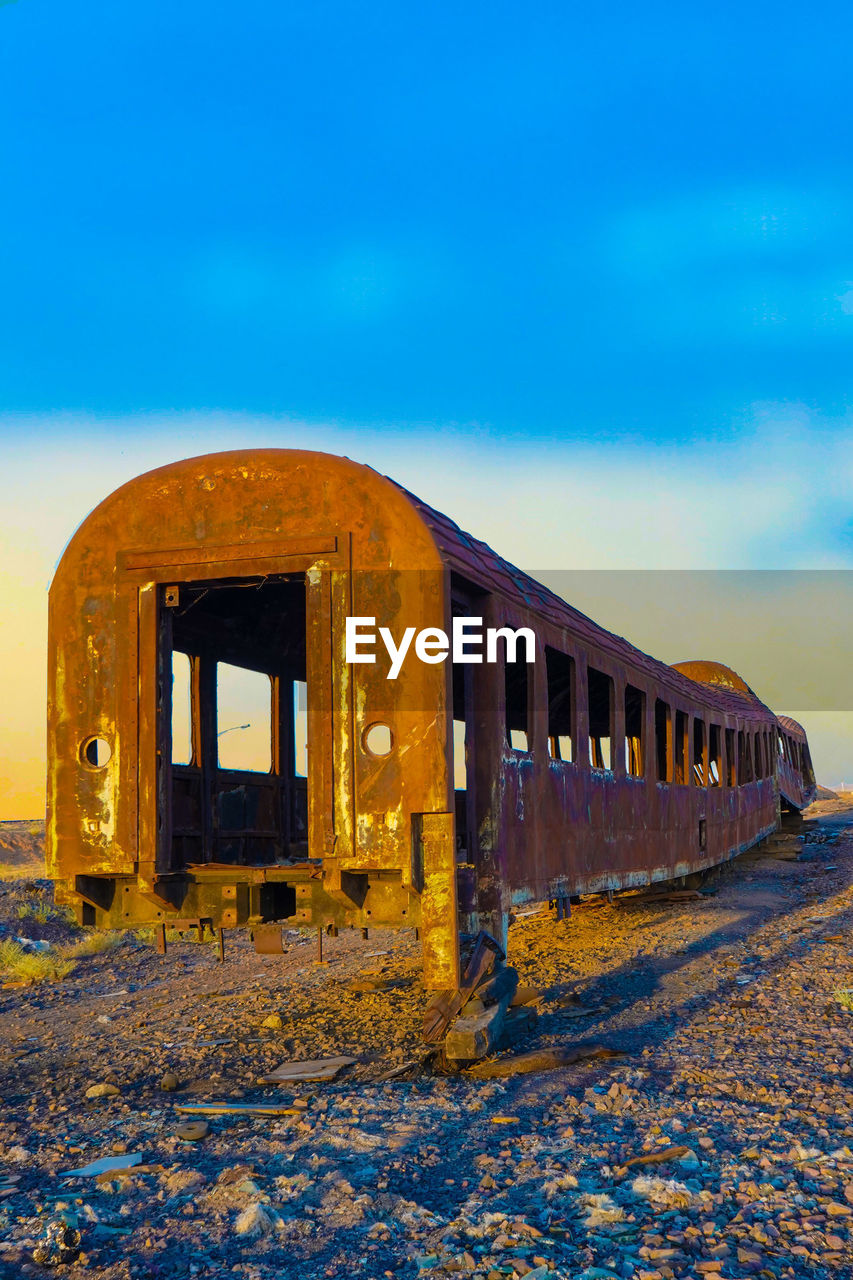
[2,799,853,1280]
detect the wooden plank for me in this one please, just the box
[422,930,504,1041]
[445,991,512,1060]
[257,1055,356,1084]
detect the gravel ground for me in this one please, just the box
[2,804,853,1279]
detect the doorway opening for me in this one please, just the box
[160,574,308,868]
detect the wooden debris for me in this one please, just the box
[422,931,505,1042]
[498,1004,538,1049]
[554,1003,609,1020]
[445,990,512,1060]
[257,1055,356,1084]
[349,976,409,993]
[620,1144,691,1170]
[468,964,518,1008]
[374,1059,424,1082]
[65,1153,143,1178]
[466,1043,624,1079]
[176,1101,308,1116]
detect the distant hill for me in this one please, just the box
[0,820,46,871]
[816,785,840,800]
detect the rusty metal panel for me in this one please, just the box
[414,812,459,991]
[47,447,817,996]
[136,582,159,892]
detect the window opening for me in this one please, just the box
[451,596,481,862]
[655,699,671,782]
[546,646,574,763]
[81,737,112,768]
[588,666,613,770]
[692,718,706,785]
[624,684,644,777]
[217,662,273,773]
[802,743,815,786]
[708,724,721,787]
[737,730,753,784]
[754,731,763,778]
[674,710,688,784]
[171,651,194,765]
[505,638,530,752]
[725,728,736,786]
[293,680,308,778]
[452,719,467,789]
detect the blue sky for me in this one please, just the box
[2,1,853,438]
[2,1,853,812]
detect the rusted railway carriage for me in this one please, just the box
[47,450,816,990]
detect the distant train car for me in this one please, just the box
[47,450,817,990]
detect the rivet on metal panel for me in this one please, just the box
[222,909,237,926]
[164,585,180,607]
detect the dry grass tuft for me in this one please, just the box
[135,925,214,946]
[0,940,76,984]
[61,931,123,958]
[0,862,43,881]
[16,901,53,924]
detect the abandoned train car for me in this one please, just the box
[47,450,817,990]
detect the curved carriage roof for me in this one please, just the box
[777,715,809,742]
[393,476,779,726]
[55,447,785,730]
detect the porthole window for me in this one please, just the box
[81,736,112,768]
[363,723,393,757]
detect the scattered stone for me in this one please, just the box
[84,1082,120,1099]
[163,1169,207,1195]
[160,1071,179,1091]
[234,1203,275,1237]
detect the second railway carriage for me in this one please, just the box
[47,450,817,990]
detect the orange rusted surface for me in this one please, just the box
[47,450,816,989]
